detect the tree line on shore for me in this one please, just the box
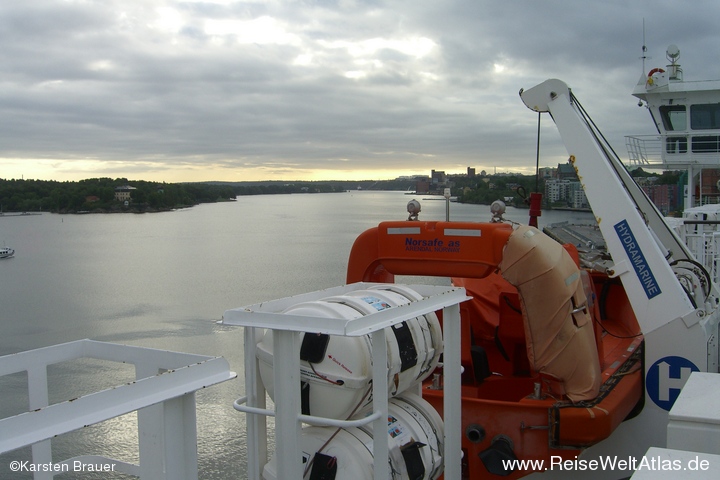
[0,177,354,213]
[2,168,674,214]
[0,174,533,214]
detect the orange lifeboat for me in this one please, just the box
[347,221,644,479]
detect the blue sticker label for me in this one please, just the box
[614,220,662,299]
[361,296,391,311]
[646,356,699,411]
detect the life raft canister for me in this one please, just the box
[261,393,445,480]
[256,284,443,420]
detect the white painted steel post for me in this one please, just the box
[137,362,168,479]
[135,365,199,480]
[245,326,268,480]
[687,164,694,210]
[443,303,462,480]
[160,394,199,480]
[272,329,302,480]
[372,328,390,479]
[27,365,52,480]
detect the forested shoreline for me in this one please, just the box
[0,178,353,214]
[3,169,666,214]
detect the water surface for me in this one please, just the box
[0,192,595,478]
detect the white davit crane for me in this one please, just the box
[521,79,720,473]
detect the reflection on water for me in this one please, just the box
[0,192,595,479]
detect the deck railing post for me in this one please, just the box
[27,365,53,480]
[272,329,302,480]
[159,393,199,480]
[371,328,389,479]
[136,360,167,479]
[135,364,199,480]
[443,303,462,480]
[244,326,267,480]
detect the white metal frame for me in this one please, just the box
[222,282,470,480]
[677,226,720,286]
[0,339,235,480]
[625,134,662,167]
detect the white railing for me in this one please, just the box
[626,134,720,168]
[222,282,469,480]
[0,340,235,480]
[625,135,665,166]
[677,225,720,286]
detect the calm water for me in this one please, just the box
[0,191,594,479]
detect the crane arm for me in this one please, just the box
[520,79,715,334]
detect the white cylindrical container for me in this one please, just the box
[256,285,443,420]
[262,393,444,480]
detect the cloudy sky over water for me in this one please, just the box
[3,1,720,183]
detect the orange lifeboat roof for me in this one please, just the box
[346,221,514,283]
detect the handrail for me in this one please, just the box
[0,339,235,480]
[233,396,384,428]
[625,134,720,168]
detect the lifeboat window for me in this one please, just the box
[659,105,686,131]
[690,104,720,130]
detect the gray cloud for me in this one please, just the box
[2,0,718,181]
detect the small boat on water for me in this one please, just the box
[0,246,14,259]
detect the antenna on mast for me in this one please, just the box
[641,18,648,74]
[637,19,650,107]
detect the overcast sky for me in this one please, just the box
[2,1,719,183]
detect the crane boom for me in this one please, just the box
[520,79,717,335]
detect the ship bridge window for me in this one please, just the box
[689,105,720,152]
[692,136,720,153]
[660,105,686,131]
[666,136,687,154]
[690,104,720,130]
